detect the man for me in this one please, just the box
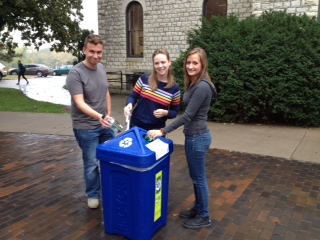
[66,34,115,209]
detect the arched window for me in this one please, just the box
[126,1,143,57]
[203,0,227,20]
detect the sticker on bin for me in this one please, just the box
[145,138,169,160]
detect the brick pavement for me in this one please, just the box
[1,132,320,240]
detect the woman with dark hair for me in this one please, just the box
[17,60,29,85]
[148,48,217,229]
[124,48,181,130]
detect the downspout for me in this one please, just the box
[318,0,320,22]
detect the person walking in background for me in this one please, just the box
[17,60,29,85]
[66,34,115,209]
[148,48,217,228]
[123,48,180,131]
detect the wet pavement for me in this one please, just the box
[1,77,319,163]
[1,133,320,240]
[1,76,320,239]
[0,76,71,106]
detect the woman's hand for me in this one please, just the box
[124,103,132,117]
[147,129,163,139]
[153,109,168,118]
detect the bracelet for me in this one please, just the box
[101,114,105,119]
[160,128,166,136]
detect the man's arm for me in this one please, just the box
[72,94,112,128]
[106,90,112,117]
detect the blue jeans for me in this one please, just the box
[73,127,115,199]
[184,130,212,218]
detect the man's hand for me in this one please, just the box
[100,115,113,129]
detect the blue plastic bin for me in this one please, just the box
[96,127,173,240]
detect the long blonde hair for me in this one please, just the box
[184,48,215,91]
[148,48,175,91]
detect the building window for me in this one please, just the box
[203,0,227,20]
[126,1,143,57]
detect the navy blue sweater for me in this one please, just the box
[126,74,180,130]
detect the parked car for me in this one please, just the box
[52,65,73,76]
[0,62,8,81]
[9,63,53,77]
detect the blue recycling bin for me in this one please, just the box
[96,127,173,240]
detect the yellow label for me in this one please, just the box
[154,170,162,221]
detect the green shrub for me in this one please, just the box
[173,11,320,127]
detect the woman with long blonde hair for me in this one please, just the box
[148,48,216,228]
[124,48,181,130]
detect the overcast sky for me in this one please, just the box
[13,0,98,47]
[80,0,98,33]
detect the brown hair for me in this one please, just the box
[148,48,175,91]
[184,48,215,91]
[83,34,103,48]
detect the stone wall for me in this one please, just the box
[98,0,319,73]
[252,0,318,17]
[98,0,204,73]
[228,0,254,19]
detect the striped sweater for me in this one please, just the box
[126,74,181,130]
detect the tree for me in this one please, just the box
[0,45,21,62]
[0,0,84,58]
[173,11,320,127]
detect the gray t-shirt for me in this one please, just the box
[164,80,212,135]
[66,62,109,129]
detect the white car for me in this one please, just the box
[0,62,8,81]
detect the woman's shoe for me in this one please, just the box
[183,215,211,228]
[179,207,198,218]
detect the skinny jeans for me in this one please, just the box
[184,130,212,218]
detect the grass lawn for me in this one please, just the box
[2,75,34,80]
[0,88,70,114]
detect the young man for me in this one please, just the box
[66,34,115,209]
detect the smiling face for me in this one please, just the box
[185,53,203,82]
[83,42,103,69]
[153,53,171,81]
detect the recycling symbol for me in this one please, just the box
[119,137,133,148]
[156,179,162,192]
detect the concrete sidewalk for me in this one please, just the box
[0,93,319,163]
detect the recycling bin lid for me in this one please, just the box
[96,126,173,169]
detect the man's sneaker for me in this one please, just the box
[183,215,211,228]
[16,83,20,85]
[179,207,198,218]
[87,198,99,209]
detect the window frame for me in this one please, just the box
[126,1,144,58]
[203,0,227,20]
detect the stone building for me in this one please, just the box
[98,0,319,76]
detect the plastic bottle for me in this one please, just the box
[109,119,123,133]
